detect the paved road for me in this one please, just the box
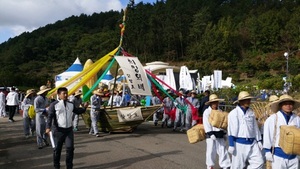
[0,114,209,169]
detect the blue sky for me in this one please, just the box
[0,0,156,44]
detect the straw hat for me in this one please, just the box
[270,94,300,113]
[205,94,225,105]
[93,89,104,96]
[25,89,35,98]
[37,85,51,95]
[265,95,279,108]
[233,91,255,104]
[269,95,279,102]
[74,91,82,97]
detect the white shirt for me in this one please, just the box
[6,91,19,106]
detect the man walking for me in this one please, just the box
[263,95,300,168]
[34,85,51,149]
[227,91,264,169]
[173,90,187,132]
[6,87,19,122]
[89,89,103,137]
[186,90,200,129]
[69,90,84,131]
[46,87,88,169]
[203,94,231,169]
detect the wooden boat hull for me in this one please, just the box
[81,105,161,132]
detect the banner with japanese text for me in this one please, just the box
[115,56,152,96]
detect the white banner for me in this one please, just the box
[166,68,177,90]
[117,107,143,122]
[214,70,222,89]
[179,66,193,90]
[115,56,152,96]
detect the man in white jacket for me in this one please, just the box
[227,91,264,169]
[203,94,231,169]
[6,87,19,122]
[46,87,88,169]
[263,94,300,169]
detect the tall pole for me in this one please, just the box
[284,52,289,93]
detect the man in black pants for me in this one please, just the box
[6,87,19,122]
[46,87,88,169]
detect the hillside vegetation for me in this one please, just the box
[0,0,300,91]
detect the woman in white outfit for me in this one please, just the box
[203,94,231,169]
[263,95,300,169]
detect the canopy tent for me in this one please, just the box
[100,70,114,85]
[55,57,83,89]
[143,61,180,74]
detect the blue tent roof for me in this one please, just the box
[103,74,113,80]
[66,57,83,72]
[102,70,113,80]
[117,75,126,81]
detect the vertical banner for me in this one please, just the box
[213,70,222,90]
[166,68,177,90]
[179,66,193,91]
[115,56,152,96]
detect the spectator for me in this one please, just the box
[6,87,19,122]
[199,90,210,116]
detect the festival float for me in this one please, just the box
[47,0,162,133]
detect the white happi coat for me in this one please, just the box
[263,111,300,168]
[228,105,263,169]
[228,106,261,141]
[203,107,225,133]
[264,111,300,151]
[203,106,231,168]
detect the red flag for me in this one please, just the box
[165,108,176,121]
[191,106,198,121]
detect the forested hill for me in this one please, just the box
[1,0,300,90]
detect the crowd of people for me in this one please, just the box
[202,91,300,169]
[2,85,300,169]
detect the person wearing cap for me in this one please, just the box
[173,90,187,132]
[69,90,84,131]
[227,91,264,169]
[21,89,37,138]
[89,89,103,137]
[263,94,300,168]
[185,90,200,129]
[6,87,19,122]
[203,94,231,169]
[152,90,163,126]
[161,91,174,128]
[34,85,51,149]
[46,87,88,169]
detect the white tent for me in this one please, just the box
[101,70,114,85]
[55,57,83,89]
[143,61,180,74]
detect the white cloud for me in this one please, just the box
[0,0,124,43]
[0,0,156,44]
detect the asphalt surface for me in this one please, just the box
[0,113,209,169]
